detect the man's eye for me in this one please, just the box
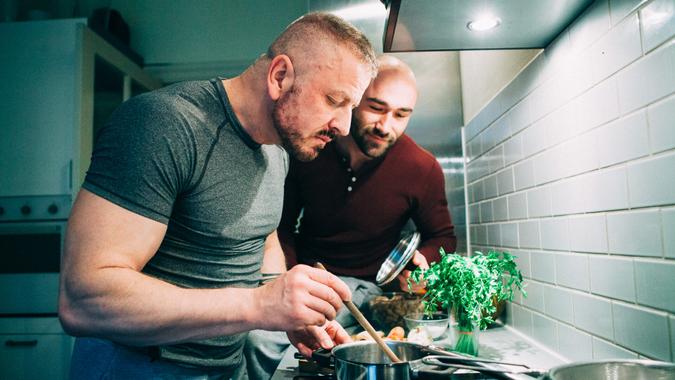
[327,96,338,105]
[370,106,384,112]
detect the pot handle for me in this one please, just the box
[309,348,333,368]
[424,344,530,368]
[408,358,458,379]
[421,356,537,379]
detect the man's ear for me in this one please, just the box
[267,55,295,101]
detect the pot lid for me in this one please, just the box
[376,231,421,286]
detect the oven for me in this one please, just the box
[0,195,70,316]
[0,195,73,379]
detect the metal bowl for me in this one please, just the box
[542,360,675,380]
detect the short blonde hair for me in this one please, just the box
[267,12,377,79]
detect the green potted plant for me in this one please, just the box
[410,249,525,356]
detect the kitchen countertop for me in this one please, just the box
[271,323,567,379]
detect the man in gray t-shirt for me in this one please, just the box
[59,13,376,379]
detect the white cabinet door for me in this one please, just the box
[0,19,83,197]
[0,334,73,380]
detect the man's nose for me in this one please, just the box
[330,109,352,136]
[375,112,393,134]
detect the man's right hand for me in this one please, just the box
[253,265,351,331]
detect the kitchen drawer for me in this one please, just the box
[0,333,73,380]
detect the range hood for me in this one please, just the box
[383,0,594,52]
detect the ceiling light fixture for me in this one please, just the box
[467,16,501,31]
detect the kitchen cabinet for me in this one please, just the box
[0,18,161,200]
[0,318,72,379]
[0,19,161,380]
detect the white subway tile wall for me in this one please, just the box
[592,337,639,359]
[557,322,594,361]
[663,207,675,258]
[572,292,614,340]
[641,0,675,52]
[648,96,675,154]
[531,251,557,283]
[589,255,636,301]
[544,285,575,324]
[464,0,674,360]
[612,302,670,360]
[532,313,558,350]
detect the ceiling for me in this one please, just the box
[383,0,594,52]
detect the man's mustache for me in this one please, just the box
[318,129,337,140]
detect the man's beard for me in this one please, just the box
[272,86,335,162]
[350,113,396,158]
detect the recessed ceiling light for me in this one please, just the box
[467,16,501,31]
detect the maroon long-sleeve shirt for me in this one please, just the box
[279,134,456,280]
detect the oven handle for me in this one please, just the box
[5,339,38,347]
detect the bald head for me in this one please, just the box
[374,55,417,90]
[348,54,419,159]
[267,12,377,80]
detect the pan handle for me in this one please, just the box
[424,344,530,368]
[422,356,538,379]
[309,348,333,368]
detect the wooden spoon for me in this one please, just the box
[315,262,402,363]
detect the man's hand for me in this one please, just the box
[397,251,428,293]
[253,265,351,331]
[287,320,352,358]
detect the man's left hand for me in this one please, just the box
[287,320,352,358]
[397,250,428,293]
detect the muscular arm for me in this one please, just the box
[261,230,287,275]
[58,189,350,346]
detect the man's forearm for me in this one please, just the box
[59,267,260,346]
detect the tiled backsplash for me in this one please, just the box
[464,0,674,362]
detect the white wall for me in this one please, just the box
[464,0,675,361]
[459,49,540,125]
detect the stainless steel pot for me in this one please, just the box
[542,360,675,380]
[331,341,455,380]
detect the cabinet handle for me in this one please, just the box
[5,339,38,347]
[69,159,73,190]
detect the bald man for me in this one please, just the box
[245,55,456,378]
[58,13,376,379]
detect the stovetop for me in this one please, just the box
[291,352,542,380]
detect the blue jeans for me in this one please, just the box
[70,338,247,380]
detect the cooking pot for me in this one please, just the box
[541,360,675,380]
[330,340,455,380]
[328,341,534,380]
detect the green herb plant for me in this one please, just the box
[410,249,525,355]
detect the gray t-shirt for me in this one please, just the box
[82,79,288,370]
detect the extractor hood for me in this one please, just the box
[383,0,594,52]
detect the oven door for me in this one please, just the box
[0,221,65,315]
